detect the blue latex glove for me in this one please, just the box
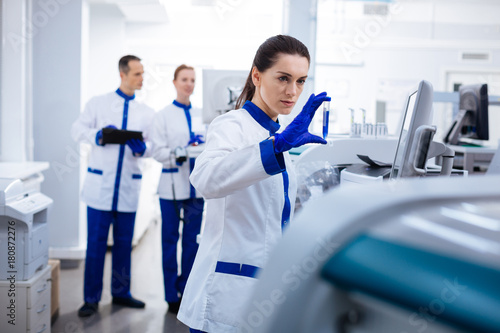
[187,134,205,146]
[126,138,146,156]
[273,92,329,154]
[96,125,118,146]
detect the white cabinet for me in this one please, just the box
[0,265,51,333]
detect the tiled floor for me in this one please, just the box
[51,220,190,333]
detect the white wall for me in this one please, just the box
[0,0,30,162]
[314,0,500,146]
[282,0,318,127]
[124,0,283,111]
[32,0,87,259]
[87,3,125,99]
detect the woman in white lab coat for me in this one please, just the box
[151,64,206,314]
[177,35,329,333]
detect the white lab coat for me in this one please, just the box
[151,102,206,200]
[177,105,297,332]
[71,91,155,212]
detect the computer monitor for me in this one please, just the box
[202,69,247,124]
[390,80,434,179]
[443,83,489,145]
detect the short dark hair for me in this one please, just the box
[119,55,141,74]
[236,35,310,109]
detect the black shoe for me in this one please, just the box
[78,302,99,317]
[167,299,181,314]
[112,296,146,308]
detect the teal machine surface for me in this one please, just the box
[323,234,499,332]
[243,175,500,333]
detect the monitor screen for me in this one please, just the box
[443,83,489,145]
[390,80,434,179]
[391,91,417,179]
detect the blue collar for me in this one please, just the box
[242,101,280,135]
[115,88,135,101]
[173,100,192,111]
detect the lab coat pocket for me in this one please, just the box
[206,272,257,327]
[82,168,103,199]
[129,173,142,193]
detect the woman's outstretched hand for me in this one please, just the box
[273,92,329,154]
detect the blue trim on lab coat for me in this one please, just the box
[281,171,290,230]
[111,88,135,212]
[173,100,195,141]
[259,140,285,175]
[87,167,103,175]
[242,101,280,135]
[215,261,260,278]
[115,88,135,101]
[189,157,196,198]
[245,100,290,229]
[162,168,179,173]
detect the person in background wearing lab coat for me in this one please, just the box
[177,35,329,333]
[151,64,206,314]
[71,55,155,317]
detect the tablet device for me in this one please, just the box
[101,128,143,145]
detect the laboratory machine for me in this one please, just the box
[202,69,247,124]
[243,175,500,333]
[339,80,458,186]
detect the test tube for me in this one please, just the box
[349,108,355,125]
[323,97,331,140]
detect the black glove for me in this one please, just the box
[174,146,187,166]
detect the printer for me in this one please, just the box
[0,163,53,280]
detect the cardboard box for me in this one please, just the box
[48,259,60,324]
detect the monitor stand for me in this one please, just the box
[443,109,471,145]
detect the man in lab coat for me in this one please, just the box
[71,55,155,317]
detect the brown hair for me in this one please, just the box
[119,55,141,74]
[174,64,195,80]
[235,35,310,109]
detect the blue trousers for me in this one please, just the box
[190,329,206,333]
[160,198,204,302]
[84,206,136,303]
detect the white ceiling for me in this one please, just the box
[88,0,168,23]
